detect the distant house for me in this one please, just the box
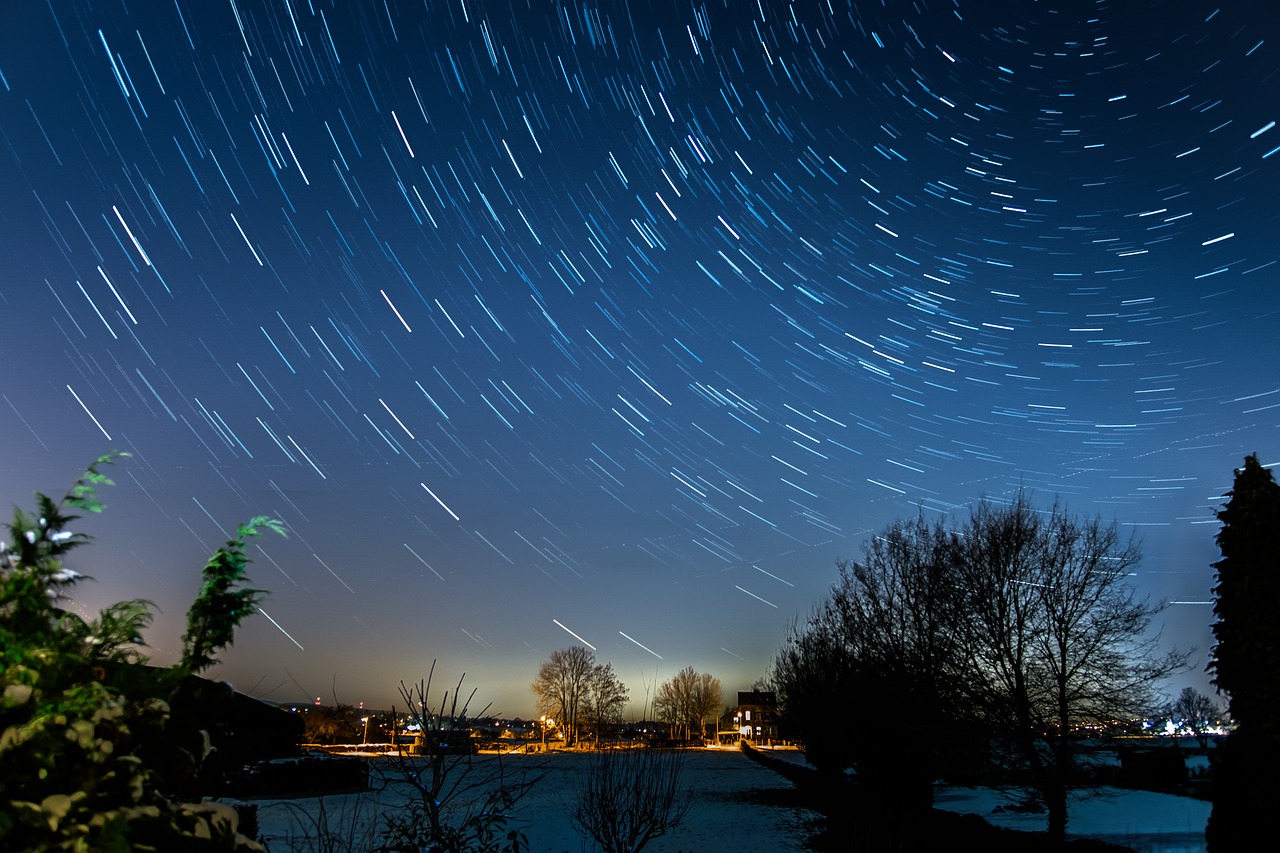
[719,691,779,745]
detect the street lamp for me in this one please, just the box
[540,715,547,751]
[361,716,370,747]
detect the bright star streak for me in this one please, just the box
[553,619,596,650]
[619,631,663,659]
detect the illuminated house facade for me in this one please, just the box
[719,690,779,745]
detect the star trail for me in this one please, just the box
[2,0,1276,713]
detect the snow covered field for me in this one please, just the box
[934,786,1211,853]
[248,747,820,852]
[244,747,1210,852]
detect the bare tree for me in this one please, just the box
[583,662,630,744]
[571,746,691,853]
[688,672,721,741]
[654,667,720,741]
[1171,686,1221,752]
[954,493,1187,841]
[653,679,681,739]
[382,661,541,852]
[531,646,596,747]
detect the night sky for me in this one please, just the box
[3,0,1277,717]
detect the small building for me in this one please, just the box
[719,691,779,745]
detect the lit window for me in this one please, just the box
[745,710,751,721]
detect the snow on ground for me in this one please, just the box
[934,786,1211,853]
[242,747,1212,853]
[245,747,820,852]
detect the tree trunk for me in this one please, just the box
[1045,776,1067,842]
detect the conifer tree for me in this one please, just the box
[1208,453,1280,728]
[1207,453,1280,851]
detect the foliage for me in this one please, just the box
[302,703,364,745]
[0,453,280,851]
[530,646,597,747]
[1206,453,1280,852]
[1208,453,1280,733]
[381,661,539,853]
[182,516,282,674]
[653,667,721,742]
[571,746,691,853]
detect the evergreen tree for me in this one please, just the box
[1206,453,1280,851]
[1208,453,1280,730]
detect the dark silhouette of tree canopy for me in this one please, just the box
[1208,453,1280,731]
[772,613,856,772]
[1206,453,1280,852]
[772,492,1186,841]
[774,513,965,805]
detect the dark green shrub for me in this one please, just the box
[1,453,281,851]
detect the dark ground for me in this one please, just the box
[739,744,1136,853]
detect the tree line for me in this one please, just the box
[530,648,722,746]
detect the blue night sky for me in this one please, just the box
[2,0,1277,717]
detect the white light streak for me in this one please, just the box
[380,398,414,438]
[553,619,596,650]
[421,482,460,520]
[97,266,137,324]
[67,385,111,440]
[392,110,414,157]
[259,608,305,649]
[313,552,355,593]
[734,585,777,608]
[287,435,326,479]
[404,543,445,580]
[619,631,663,659]
[281,133,310,184]
[754,566,794,587]
[502,139,524,178]
[435,299,465,337]
[381,289,412,331]
[77,280,118,339]
[229,212,264,265]
[113,206,152,266]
